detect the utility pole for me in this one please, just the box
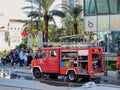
[38,0,41,32]
[27,0,33,48]
[37,0,43,48]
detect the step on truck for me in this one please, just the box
[31,44,104,81]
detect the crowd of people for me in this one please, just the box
[0,48,37,67]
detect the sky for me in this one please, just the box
[0,0,61,20]
[0,0,27,19]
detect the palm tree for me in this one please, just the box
[23,0,65,42]
[61,4,83,34]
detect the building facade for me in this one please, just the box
[61,0,120,53]
[0,13,24,51]
[62,0,83,6]
[8,19,24,49]
[0,13,10,51]
[84,0,120,52]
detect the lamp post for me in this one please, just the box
[105,32,111,76]
[27,0,33,48]
[37,0,43,48]
[30,0,33,34]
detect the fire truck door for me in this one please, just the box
[47,50,59,73]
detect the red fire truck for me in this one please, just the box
[31,44,104,81]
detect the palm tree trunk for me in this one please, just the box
[74,23,78,34]
[74,18,78,34]
[44,15,49,42]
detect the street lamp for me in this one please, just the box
[105,32,111,76]
[27,0,33,48]
[37,0,43,48]
[30,0,33,34]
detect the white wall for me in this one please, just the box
[0,14,24,51]
[8,21,24,49]
[0,31,9,51]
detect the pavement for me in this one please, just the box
[0,78,72,90]
[94,70,120,85]
[0,63,34,80]
[1,63,120,86]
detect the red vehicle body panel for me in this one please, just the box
[31,46,104,76]
[116,56,120,69]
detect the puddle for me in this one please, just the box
[0,68,35,80]
[10,72,35,80]
[1,68,120,86]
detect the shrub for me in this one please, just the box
[111,64,116,70]
[108,61,116,66]
[104,60,116,70]
[18,43,27,49]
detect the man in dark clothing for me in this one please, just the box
[27,52,33,66]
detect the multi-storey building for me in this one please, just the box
[62,0,83,17]
[8,19,24,49]
[0,13,9,51]
[61,0,120,52]
[62,0,83,6]
[0,12,24,51]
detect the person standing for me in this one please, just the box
[27,51,33,67]
[19,48,24,67]
[0,55,2,68]
[24,51,28,67]
[2,50,7,66]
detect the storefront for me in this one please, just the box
[84,0,120,52]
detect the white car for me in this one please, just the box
[71,82,120,90]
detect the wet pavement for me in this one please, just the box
[0,64,120,87]
[0,64,35,80]
[94,71,120,86]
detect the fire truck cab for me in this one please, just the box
[31,44,104,81]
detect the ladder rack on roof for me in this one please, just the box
[61,43,98,48]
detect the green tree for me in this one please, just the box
[60,5,83,35]
[23,0,65,42]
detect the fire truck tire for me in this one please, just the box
[67,71,77,82]
[33,68,42,78]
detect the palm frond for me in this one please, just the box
[27,11,39,18]
[22,6,33,9]
[50,10,65,18]
[49,16,57,27]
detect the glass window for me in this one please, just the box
[92,54,101,69]
[11,27,13,30]
[109,0,120,13]
[96,0,109,14]
[41,50,46,58]
[69,0,74,7]
[85,0,96,15]
[50,50,57,57]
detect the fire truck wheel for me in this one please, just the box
[67,71,77,82]
[33,68,42,78]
